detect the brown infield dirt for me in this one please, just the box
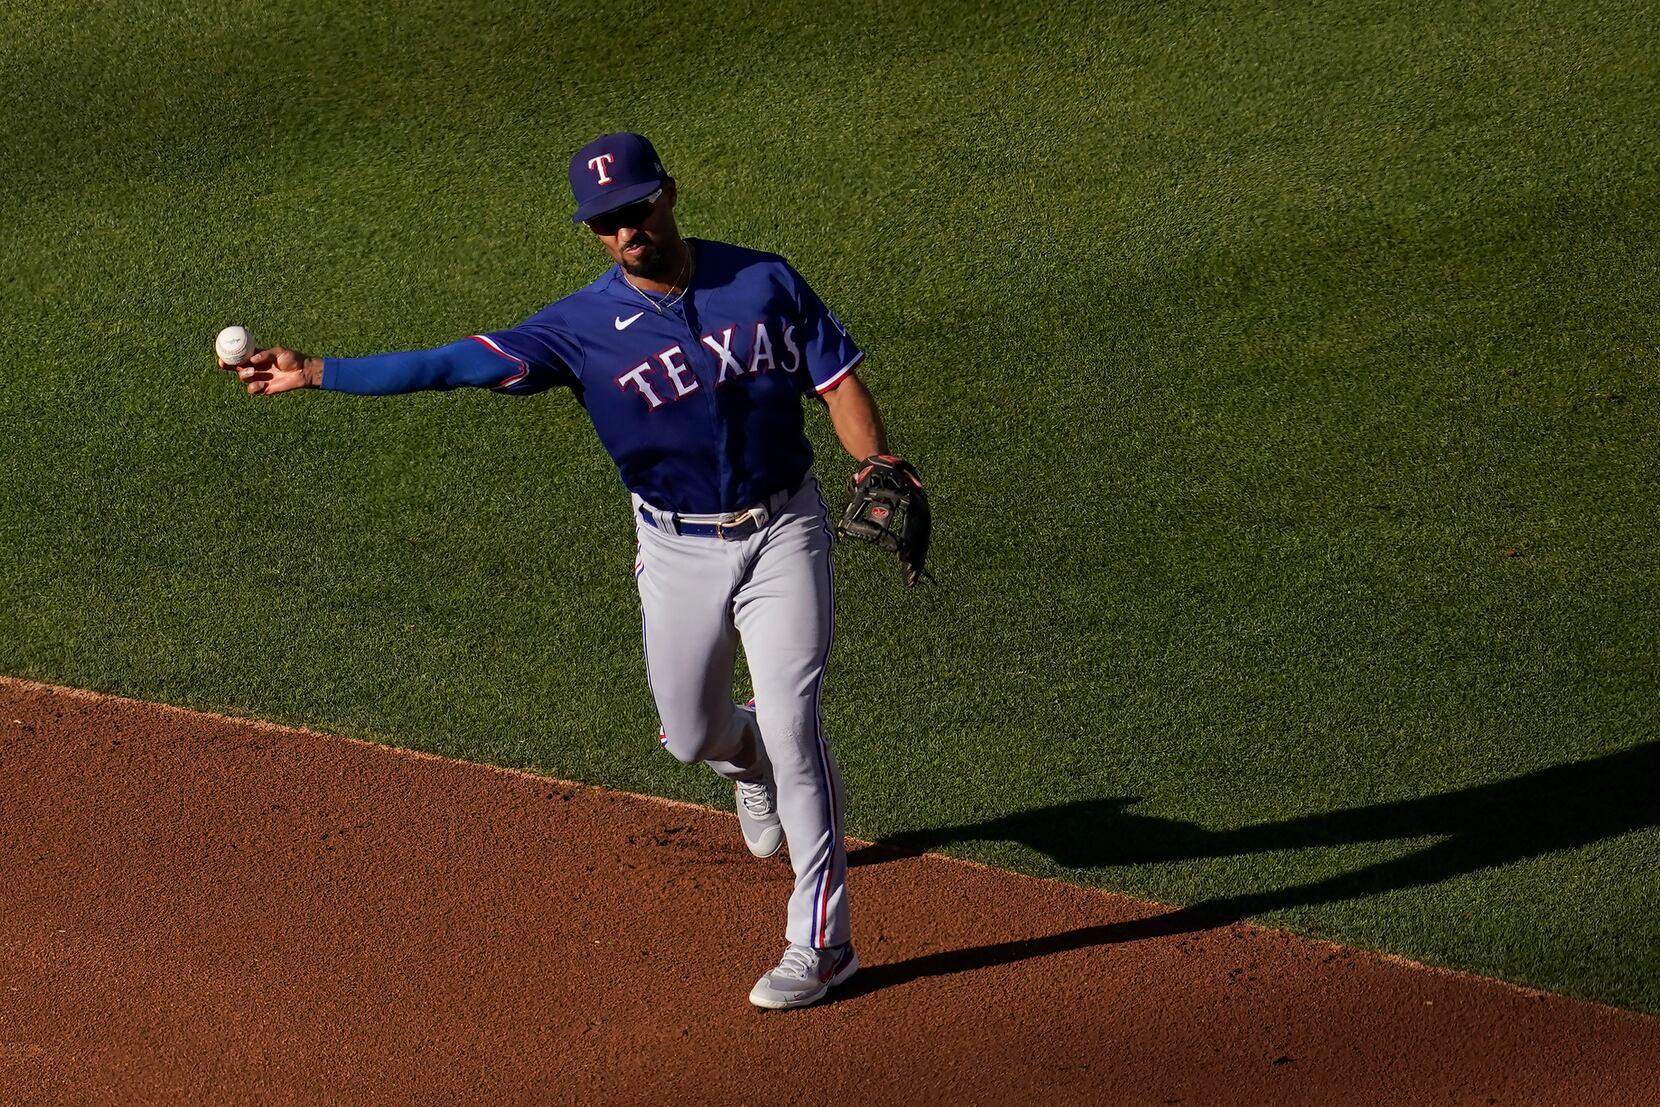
[1,678,1656,1106]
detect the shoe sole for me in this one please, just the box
[748,949,860,1010]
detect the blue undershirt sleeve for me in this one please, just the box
[321,337,530,395]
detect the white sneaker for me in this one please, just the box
[748,943,859,1010]
[736,778,784,858]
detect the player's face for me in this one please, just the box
[587,182,682,280]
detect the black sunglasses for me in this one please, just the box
[585,188,664,235]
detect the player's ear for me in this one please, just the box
[664,177,678,207]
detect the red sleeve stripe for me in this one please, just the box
[814,351,865,394]
[469,334,529,389]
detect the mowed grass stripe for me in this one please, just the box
[3,0,1657,1010]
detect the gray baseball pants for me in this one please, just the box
[633,475,849,949]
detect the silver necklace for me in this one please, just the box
[623,246,694,313]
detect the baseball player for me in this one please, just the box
[219,133,923,1010]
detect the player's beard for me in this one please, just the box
[619,235,684,281]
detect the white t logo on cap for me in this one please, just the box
[587,154,616,185]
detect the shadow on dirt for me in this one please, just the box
[839,741,1660,996]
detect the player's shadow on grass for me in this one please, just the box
[839,741,1660,997]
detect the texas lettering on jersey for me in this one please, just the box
[475,239,864,515]
[616,320,802,410]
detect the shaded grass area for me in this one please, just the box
[3,1,1658,1010]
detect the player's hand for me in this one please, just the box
[220,346,321,395]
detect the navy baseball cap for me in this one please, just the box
[569,132,669,224]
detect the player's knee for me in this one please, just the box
[658,722,723,765]
[658,709,749,765]
[659,733,703,765]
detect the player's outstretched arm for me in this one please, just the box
[820,370,890,460]
[217,337,533,397]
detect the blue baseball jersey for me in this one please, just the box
[483,238,863,514]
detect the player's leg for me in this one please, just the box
[635,522,766,781]
[733,477,848,950]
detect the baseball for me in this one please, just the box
[215,325,254,366]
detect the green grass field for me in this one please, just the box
[5,0,1658,1012]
